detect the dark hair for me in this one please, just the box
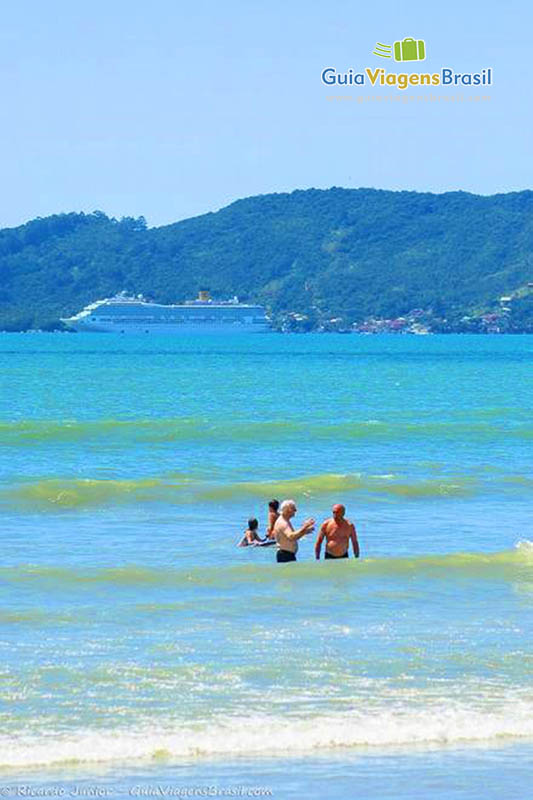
[268,499,280,512]
[248,518,259,530]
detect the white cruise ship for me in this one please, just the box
[61,291,271,334]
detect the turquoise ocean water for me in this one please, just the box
[0,333,531,799]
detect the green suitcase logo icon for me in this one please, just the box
[393,38,426,62]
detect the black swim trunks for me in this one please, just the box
[277,549,297,563]
[325,551,349,559]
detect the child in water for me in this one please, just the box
[238,518,276,547]
[238,518,263,547]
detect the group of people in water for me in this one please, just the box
[239,499,360,563]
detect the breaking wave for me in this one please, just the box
[0,472,478,510]
[1,543,531,589]
[1,416,532,446]
[1,702,533,768]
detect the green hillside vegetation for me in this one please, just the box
[0,187,532,332]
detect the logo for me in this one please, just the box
[321,36,492,91]
[373,38,426,62]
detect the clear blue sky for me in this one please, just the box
[0,0,531,228]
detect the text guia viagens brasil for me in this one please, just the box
[322,67,493,90]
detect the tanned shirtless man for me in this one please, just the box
[314,504,360,560]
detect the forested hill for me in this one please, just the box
[0,187,532,332]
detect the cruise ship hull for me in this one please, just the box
[64,320,271,334]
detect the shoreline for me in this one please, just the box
[1,741,532,798]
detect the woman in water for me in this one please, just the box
[266,499,280,540]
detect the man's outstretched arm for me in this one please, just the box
[281,519,315,542]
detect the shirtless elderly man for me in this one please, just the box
[315,504,360,560]
[273,499,315,563]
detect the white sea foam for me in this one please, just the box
[2,703,533,769]
[515,539,533,555]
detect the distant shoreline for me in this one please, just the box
[2,191,532,335]
[1,329,532,336]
